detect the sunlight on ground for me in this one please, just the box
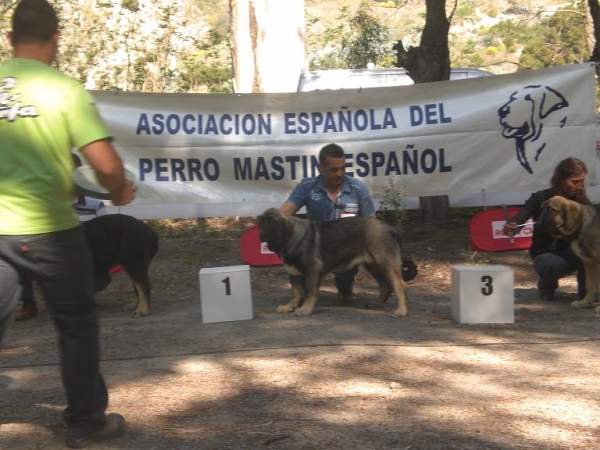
[2,367,62,391]
[0,422,53,439]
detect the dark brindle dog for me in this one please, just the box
[257,208,417,317]
[83,214,159,317]
[537,196,600,313]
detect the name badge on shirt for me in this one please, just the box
[341,203,359,218]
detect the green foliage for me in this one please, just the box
[179,28,233,93]
[484,19,533,53]
[179,55,233,93]
[122,0,140,12]
[2,0,596,96]
[341,2,394,68]
[519,1,589,70]
[376,176,408,233]
[0,0,231,93]
[485,6,499,19]
[307,2,394,70]
[455,0,478,20]
[451,12,536,70]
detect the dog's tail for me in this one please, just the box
[391,228,418,281]
[402,259,418,281]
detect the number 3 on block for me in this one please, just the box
[481,275,493,296]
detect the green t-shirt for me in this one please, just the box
[0,58,112,235]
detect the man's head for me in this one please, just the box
[318,143,346,191]
[9,0,59,62]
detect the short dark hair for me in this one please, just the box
[318,143,344,165]
[11,0,59,45]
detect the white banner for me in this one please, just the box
[92,63,597,213]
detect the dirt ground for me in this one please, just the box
[1,214,600,450]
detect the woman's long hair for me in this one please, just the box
[550,157,590,204]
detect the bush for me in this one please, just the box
[376,176,408,232]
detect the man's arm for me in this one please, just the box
[280,181,309,215]
[280,201,299,215]
[356,180,376,217]
[80,139,134,206]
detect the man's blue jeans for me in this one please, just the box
[0,226,109,435]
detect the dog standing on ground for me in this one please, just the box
[83,214,159,317]
[257,208,417,317]
[537,196,600,313]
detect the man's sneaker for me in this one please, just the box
[66,413,126,448]
[14,301,38,321]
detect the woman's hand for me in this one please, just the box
[503,221,517,237]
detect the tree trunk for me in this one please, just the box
[418,196,450,224]
[588,0,600,78]
[230,0,259,93]
[230,0,306,93]
[394,0,451,223]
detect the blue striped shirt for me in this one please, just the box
[286,175,375,221]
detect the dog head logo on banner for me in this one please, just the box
[498,85,569,174]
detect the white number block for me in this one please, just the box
[199,265,253,324]
[451,265,514,324]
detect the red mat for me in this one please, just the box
[469,207,533,252]
[240,226,282,267]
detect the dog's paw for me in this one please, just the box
[131,309,149,318]
[388,309,407,318]
[571,300,593,309]
[277,304,295,313]
[294,306,313,317]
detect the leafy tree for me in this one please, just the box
[341,2,395,68]
[305,7,349,70]
[306,2,394,70]
[484,19,532,54]
[519,1,590,69]
[178,29,233,93]
[0,0,231,93]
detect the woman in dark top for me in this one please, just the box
[503,157,590,301]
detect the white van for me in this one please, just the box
[297,67,493,92]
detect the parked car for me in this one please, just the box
[297,67,493,92]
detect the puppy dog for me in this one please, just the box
[537,196,600,313]
[257,208,417,318]
[83,214,159,317]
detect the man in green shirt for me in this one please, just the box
[0,0,134,447]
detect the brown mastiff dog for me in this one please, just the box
[257,208,417,317]
[538,196,600,313]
